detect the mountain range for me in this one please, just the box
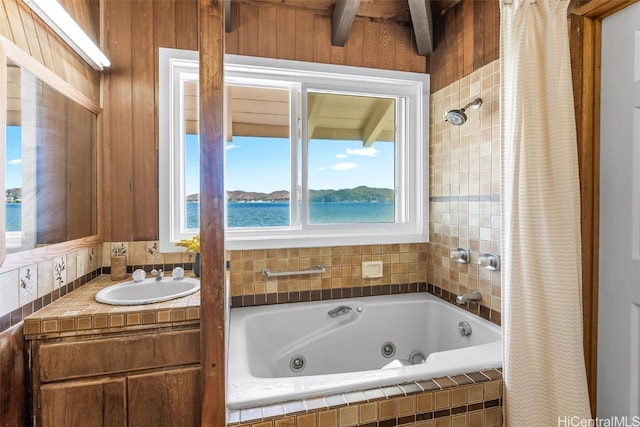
[186,186,394,203]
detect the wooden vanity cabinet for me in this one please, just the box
[28,327,201,427]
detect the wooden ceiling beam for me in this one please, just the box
[307,93,327,139]
[331,0,361,47]
[408,0,434,56]
[363,99,394,147]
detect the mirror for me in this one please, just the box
[4,59,97,254]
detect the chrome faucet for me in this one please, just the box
[150,269,164,281]
[456,290,481,304]
[328,305,352,318]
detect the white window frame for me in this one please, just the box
[159,49,429,252]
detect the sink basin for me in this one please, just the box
[95,277,200,305]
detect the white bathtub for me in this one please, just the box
[227,293,501,409]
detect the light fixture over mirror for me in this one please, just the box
[22,0,110,71]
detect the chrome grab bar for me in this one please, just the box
[262,264,325,278]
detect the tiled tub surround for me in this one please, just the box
[227,370,503,427]
[428,60,502,315]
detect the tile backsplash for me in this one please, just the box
[0,241,197,334]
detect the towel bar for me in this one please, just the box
[262,265,326,278]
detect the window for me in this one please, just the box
[159,50,429,251]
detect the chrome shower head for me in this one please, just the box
[444,97,483,126]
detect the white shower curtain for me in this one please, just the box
[500,0,592,424]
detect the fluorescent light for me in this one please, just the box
[22,0,110,71]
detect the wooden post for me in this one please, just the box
[199,0,226,425]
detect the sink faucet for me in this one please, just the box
[328,305,352,318]
[456,290,481,304]
[150,269,164,281]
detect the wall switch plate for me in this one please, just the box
[362,261,383,279]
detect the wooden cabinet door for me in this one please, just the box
[40,378,126,427]
[127,367,201,427]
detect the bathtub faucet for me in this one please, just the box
[150,269,164,281]
[456,290,481,304]
[328,305,352,318]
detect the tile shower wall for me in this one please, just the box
[428,60,502,315]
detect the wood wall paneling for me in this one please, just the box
[131,0,157,241]
[224,2,426,72]
[103,0,199,242]
[428,0,499,92]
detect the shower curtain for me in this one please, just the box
[500,0,592,424]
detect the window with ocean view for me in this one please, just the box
[5,125,22,233]
[160,51,429,251]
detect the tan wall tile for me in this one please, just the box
[378,399,395,420]
[296,413,316,427]
[273,418,294,427]
[338,406,357,426]
[434,390,450,410]
[484,381,501,400]
[417,392,433,412]
[396,395,415,416]
[318,409,337,427]
[358,402,377,423]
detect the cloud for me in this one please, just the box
[7,159,21,165]
[331,162,358,171]
[315,166,327,171]
[346,147,378,157]
[335,153,347,159]
[225,143,239,151]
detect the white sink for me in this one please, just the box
[95,277,200,305]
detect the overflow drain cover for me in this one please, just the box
[290,354,306,373]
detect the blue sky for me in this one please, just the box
[222,136,395,194]
[5,126,22,189]
[8,131,394,197]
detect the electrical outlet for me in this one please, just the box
[362,261,383,279]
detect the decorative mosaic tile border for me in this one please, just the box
[227,369,503,426]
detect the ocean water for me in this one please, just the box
[6,203,21,232]
[186,201,394,228]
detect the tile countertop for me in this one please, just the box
[23,275,201,340]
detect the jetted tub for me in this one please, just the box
[227,292,502,409]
